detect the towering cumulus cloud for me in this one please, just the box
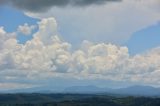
[0,17,160,87]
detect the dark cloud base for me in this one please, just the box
[1,0,122,12]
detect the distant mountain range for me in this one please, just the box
[111,85,160,96]
[1,85,160,97]
[64,85,160,96]
[64,85,111,93]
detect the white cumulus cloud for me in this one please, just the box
[0,17,160,88]
[17,23,36,35]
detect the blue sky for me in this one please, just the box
[0,6,39,44]
[0,0,160,90]
[0,6,38,32]
[127,23,160,55]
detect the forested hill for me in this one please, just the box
[0,94,160,106]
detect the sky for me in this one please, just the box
[0,0,160,91]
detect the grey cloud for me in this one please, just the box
[0,0,6,4]
[72,0,121,6]
[1,0,122,12]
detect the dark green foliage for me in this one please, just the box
[0,94,159,106]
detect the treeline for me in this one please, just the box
[0,94,160,106]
